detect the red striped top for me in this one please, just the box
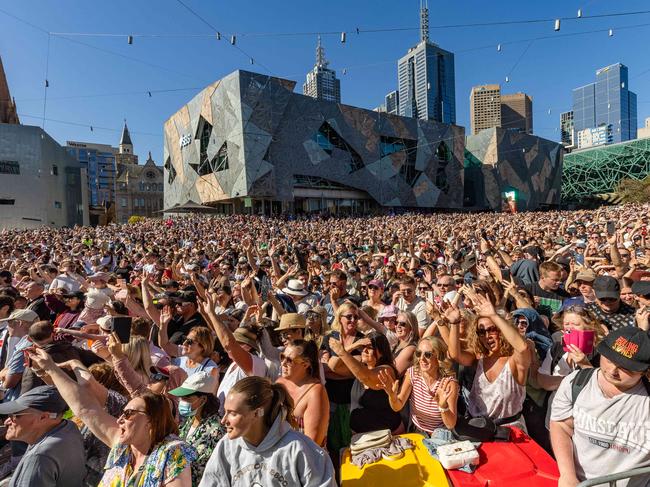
[408,366,448,433]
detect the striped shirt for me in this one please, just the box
[408,366,448,433]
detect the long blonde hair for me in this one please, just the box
[412,336,454,378]
[332,302,358,336]
[124,336,153,383]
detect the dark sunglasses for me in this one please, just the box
[279,353,302,365]
[395,321,410,328]
[401,289,414,294]
[476,326,500,336]
[368,285,380,290]
[182,338,196,346]
[415,350,434,359]
[120,408,148,420]
[341,314,359,321]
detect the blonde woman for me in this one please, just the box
[122,336,153,384]
[379,336,459,434]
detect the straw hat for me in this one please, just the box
[274,313,306,331]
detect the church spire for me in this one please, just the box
[119,120,133,155]
[0,55,19,124]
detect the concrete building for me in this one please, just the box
[572,63,637,149]
[0,124,87,229]
[0,56,19,125]
[501,92,533,134]
[638,117,650,140]
[470,84,501,135]
[397,3,456,123]
[302,36,341,103]
[560,111,575,147]
[115,152,164,223]
[164,69,466,215]
[385,91,399,115]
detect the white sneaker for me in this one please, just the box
[0,456,21,481]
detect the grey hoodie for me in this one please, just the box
[198,414,336,486]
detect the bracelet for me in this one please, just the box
[438,405,450,413]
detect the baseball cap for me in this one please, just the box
[597,327,650,372]
[168,371,216,396]
[631,281,650,297]
[87,272,110,282]
[575,269,597,283]
[378,305,398,319]
[7,309,39,323]
[368,279,385,289]
[0,385,68,415]
[593,276,621,300]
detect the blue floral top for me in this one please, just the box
[100,435,196,487]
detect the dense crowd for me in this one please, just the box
[0,204,649,487]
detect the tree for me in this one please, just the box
[616,175,650,204]
[127,215,145,225]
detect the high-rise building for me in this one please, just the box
[0,55,19,124]
[560,111,575,146]
[470,84,501,135]
[397,2,456,123]
[572,63,637,149]
[501,93,533,134]
[385,91,399,115]
[66,141,117,208]
[638,117,650,140]
[302,36,341,103]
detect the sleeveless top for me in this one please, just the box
[408,366,446,433]
[467,358,525,421]
[350,379,402,433]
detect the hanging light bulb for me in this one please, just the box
[45,79,49,88]
[216,32,221,41]
[148,91,152,97]
[250,58,254,65]
[554,19,561,31]
[230,35,236,45]
[341,32,346,43]
[90,126,94,132]
[342,68,347,75]
[497,44,501,52]
[127,35,133,44]
[505,76,510,83]
[609,28,613,37]
[548,108,552,115]
[577,9,582,18]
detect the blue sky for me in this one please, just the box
[2,0,649,163]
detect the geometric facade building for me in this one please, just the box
[164,70,466,215]
[464,128,563,211]
[562,137,650,202]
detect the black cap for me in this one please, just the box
[179,291,197,305]
[162,280,179,288]
[631,281,650,297]
[593,276,621,300]
[0,385,68,415]
[597,327,650,372]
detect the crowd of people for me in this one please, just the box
[0,203,649,486]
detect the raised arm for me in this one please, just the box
[328,336,390,389]
[28,348,119,447]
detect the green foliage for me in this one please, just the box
[616,175,650,203]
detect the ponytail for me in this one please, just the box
[230,377,297,428]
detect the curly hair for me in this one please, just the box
[552,305,607,346]
[466,314,514,358]
[412,336,455,378]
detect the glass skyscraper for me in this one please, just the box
[396,3,455,124]
[572,63,637,147]
[66,142,117,206]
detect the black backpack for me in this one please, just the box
[570,368,650,407]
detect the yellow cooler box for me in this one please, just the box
[340,433,450,487]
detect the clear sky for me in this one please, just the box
[2,0,649,163]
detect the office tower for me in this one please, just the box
[385,91,399,115]
[560,111,574,146]
[470,84,501,135]
[397,1,456,123]
[572,63,637,148]
[638,117,650,140]
[303,36,341,103]
[501,93,533,134]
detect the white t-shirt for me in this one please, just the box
[217,355,267,415]
[539,348,575,428]
[550,369,650,485]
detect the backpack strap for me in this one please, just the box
[570,368,596,408]
[549,339,565,374]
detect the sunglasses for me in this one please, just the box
[415,350,434,359]
[476,326,500,336]
[306,313,320,320]
[341,314,359,321]
[401,289,414,294]
[368,285,380,290]
[182,338,196,346]
[120,408,148,421]
[395,321,410,328]
[279,331,299,339]
[599,297,619,303]
[279,353,303,365]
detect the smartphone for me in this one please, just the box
[426,290,434,303]
[562,329,595,355]
[606,221,616,236]
[113,317,133,344]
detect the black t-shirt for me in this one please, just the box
[321,330,364,404]
[524,281,569,317]
[585,302,636,332]
[168,312,207,344]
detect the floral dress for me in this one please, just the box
[179,413,225,486]
[100,435,196,487]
